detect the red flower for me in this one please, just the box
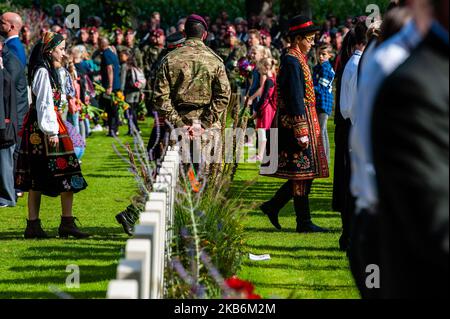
[225,276,255,295]
[53,90,61,101]
[56,157,68,170]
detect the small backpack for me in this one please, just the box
[130,67,147,90]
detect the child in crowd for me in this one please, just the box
[119,49,144,135]
[246,44,272,147]
[313,44,335,163]
[252,57,277,162]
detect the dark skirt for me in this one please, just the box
[15,108,88,197]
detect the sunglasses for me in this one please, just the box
[303,35,315,43]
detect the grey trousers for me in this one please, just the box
[0,144,16,206]
[318,112,330,164]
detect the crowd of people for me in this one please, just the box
[0,0,448,299]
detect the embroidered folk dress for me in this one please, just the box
[15,68,88,197]
[262,48,329,194]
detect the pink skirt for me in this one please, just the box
[256,103,277,130]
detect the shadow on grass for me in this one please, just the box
[243,252,346,260]
[0,290,109,299]
[244,227,342,234]
[245,243,341,253]
[0,227,129,241]
[252,282,355,291]
[241,261,349,271]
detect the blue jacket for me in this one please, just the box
[313,60,335,115]
[5,37,27,67]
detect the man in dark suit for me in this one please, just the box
[0,40,17,208]
[0,36,29,198]
[371,0,449,298]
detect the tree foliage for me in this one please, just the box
[7,0,391,30]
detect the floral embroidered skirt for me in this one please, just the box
[15,109,88,197]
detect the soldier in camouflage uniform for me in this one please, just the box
[124,29,144,70]
[215,26,247,90]
[261,29,281,65]
[215,26,247,123]
[142,29,165,113]
[142,29,165,80]
[147,31,185,161]
[153,14,231,166]
[113,28,127,55]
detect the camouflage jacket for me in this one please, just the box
[130,46,144,71]
[270,45,281,64]
[215,42,247,90]
[142,44,164,78]
[215,41,247,73]
[153,38,231,128]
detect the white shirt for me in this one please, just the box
[4,35,19,45]
[32,68,59,136]
[340,50,363,125]
[350,20,422,213]
[57,68,69,107]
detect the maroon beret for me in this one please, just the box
[186,14,208,31]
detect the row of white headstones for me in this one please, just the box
[106,146,180,299]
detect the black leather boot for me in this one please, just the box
[24,219,49,239]
[294,196,328,233]
[115,205,140,236]
[58,216,90,239]
[260,181,293,230]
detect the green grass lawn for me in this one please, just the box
[0,121,147,299]
[0,115,359,299]
[233,119,360,299]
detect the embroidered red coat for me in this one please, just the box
[262,48,329,180]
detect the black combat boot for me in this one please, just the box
[58,216,90,239]
[24,219,49,239]
[115,205,140,236]
[294,196,328,233]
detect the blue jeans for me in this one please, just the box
[0,145,16,206]
[67,111,80,134]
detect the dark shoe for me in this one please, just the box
[24,219,49,239]
[115,205,140,236]
[296,222,329,233]
[260,201,282,230]
[58,216,90,239]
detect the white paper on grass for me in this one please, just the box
[249,253,271,261]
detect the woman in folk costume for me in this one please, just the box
[260,16,329,233]
[16,31,89,239]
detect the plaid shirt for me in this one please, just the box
[313,60,335,115]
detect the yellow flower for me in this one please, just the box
[116,91,125,101]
